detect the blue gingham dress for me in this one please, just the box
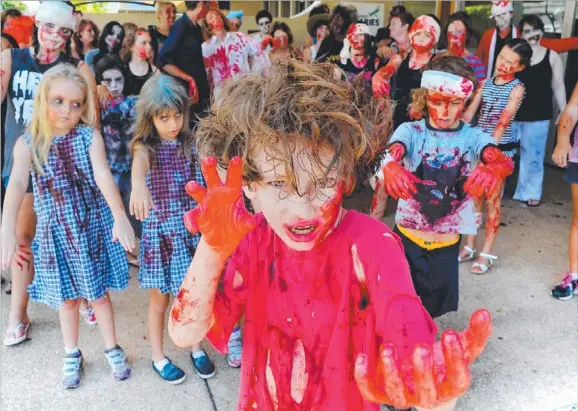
[25,125,129,309]
[139,139,204,295]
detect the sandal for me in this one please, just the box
[471,253,497,275]
[3,322,30,346]
[527,200,541,207]
[458,246,476,263]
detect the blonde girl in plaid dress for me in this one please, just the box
[0,64,135,389]
[130,75,215,383]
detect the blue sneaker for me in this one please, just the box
[104,345,131,381]
[190,351,215,379]
[61,350,83,389]
[551,273,578,301]
[152,358,187,385]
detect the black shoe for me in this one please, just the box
[190,351,215,379]
[384,406,413,411]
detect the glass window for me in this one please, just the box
[520,0,566,34]
[281,1,291,18]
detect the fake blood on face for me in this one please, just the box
[426,92,465,129]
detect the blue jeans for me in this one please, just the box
[513,120,551,201]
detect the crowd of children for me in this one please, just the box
[0,1,576,409]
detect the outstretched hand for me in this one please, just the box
[183,156,256,259]
[355,309,492,409]
[464,147,514,198]
[383,161,420,200]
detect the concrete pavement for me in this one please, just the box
[1,167,577,411]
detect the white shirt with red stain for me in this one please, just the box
[202,32,268,101]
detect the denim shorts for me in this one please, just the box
[564,162,578,184]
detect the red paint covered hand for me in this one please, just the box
[187,76,199,104]
[382,161,420,200]
[260,35,276,50]
[183,156,256,260]
[355,309,492,409]
[464,147,514,198]
[372,69,391,99]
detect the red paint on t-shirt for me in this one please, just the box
[206,211,437,411]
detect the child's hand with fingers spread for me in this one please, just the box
[130,183,156,221]
[1,230,17,271]
[355,310,492,409]
[383,162,420,200]
[183,156,256,260]
[112,216,136,253]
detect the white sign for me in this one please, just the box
[345,3,385,36]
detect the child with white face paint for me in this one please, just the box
[512,14,566,207]
[85,21,125,73]
[94,56,140,255]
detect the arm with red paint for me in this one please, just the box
[351,236,492,410]
[461,81,484,124]
[129,143,156,221]
[169,157,256,348]
[89,129,135,252]
[491,83,524,144]
[553,84,578,168]
[1,138,31,270]
[464,146,514,198]
[372,54,402,98]
[381,142,421,200]
[1,49,12,103]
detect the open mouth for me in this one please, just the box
[284,222,320,242]
[528,35,540,43]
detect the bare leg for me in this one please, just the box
[461,195,484,260]
[148,289,170,362]
[91,294,118,350]
[472,180,505,273]
[6,194,36,337]
[59,299,81,350]
[570,183,578,274]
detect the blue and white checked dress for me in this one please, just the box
[477,77,524,157]
[25,125,129,309]
[139,140,204,295]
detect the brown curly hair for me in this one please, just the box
[195,61,392,195]
[408,53,476,120]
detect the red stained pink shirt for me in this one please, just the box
[206,210,437,411]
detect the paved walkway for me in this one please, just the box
[1,168,577,411]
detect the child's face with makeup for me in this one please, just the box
[495,46,524,76]
[47,78,85,133]
[426,90,466,129]
[153,109,183,140]
[133,31,153,59]
[101,68,124,98]
[244,140,344,251]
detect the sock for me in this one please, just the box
[231,327,241,338]
[192,349,205,359]
[569,272,578,280]
[65,346,79,355]
[154,357,170,370]
[104,344,120,354]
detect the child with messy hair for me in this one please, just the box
[168,60,492,411]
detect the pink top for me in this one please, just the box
[206,211,437,411]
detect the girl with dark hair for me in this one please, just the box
[1,7,22,49]
[267,22,301,64]
[85,21,124,72]
[374,54,513,318]
[336,23,378,94]
[304,12,330,62]
[445,11,486,83]
[0,1,98,346]
[512,14,567,207]
[72,19,99,60]
[123,28,158,96]
[461,38,531,274]
[129,74,216,382]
